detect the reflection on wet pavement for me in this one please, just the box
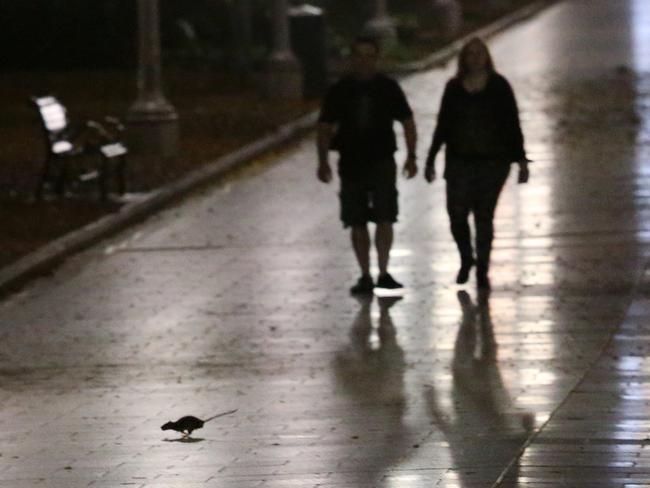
[2,0,650,486]
[424,291,534,486]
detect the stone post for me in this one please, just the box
[266,0,303,99]
[363,0,397,42]
[126,0,179,158]
[431,0,462,39]
[229,0,253,74]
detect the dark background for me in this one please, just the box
[0,0,436,69]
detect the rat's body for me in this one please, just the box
[161,409,237,437]
[162,416,205,436]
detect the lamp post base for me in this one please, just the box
[126,102,179,159]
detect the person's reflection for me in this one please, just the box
[337,296,405,404]
[426,291,534,487]
[333,295,411,483]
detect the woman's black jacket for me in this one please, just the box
[426,72,527,179]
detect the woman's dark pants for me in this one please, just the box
[445,163,510,275]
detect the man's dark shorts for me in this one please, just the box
[339,158,398,228]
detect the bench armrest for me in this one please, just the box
[103,116,126,133]
[86,120,113,140]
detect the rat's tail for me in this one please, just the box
[204,409,238,422]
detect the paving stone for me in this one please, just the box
[2,0,650,487]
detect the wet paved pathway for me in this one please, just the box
[2,1,650,486]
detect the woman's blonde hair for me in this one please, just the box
[456,37,495,79]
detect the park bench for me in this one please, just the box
[31,95,128,201]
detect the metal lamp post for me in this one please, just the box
[266,0,303,99]
[127,0,179,158]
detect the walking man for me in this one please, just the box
[317,37,417,294]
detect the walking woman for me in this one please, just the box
[424,37,529,290]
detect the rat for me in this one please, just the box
[161,409,237,437]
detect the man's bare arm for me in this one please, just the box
[317,122,335,183]
[401,118,418,178]
[402,118,417,158]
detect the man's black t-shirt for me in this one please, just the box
[319,74,413,177]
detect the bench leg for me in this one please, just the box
[55,161,67,197]
[117,156,127,195]
[35,156,55,200]
[99,156,108,201]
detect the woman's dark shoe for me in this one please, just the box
[350,274,374,295]
[456,258,475,284]
[376,273,404,290]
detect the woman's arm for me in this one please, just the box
[500,76,526,163]
[499,76,530,183]
[425,81,453,181]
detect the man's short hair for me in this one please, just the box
[352,36,380,54]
